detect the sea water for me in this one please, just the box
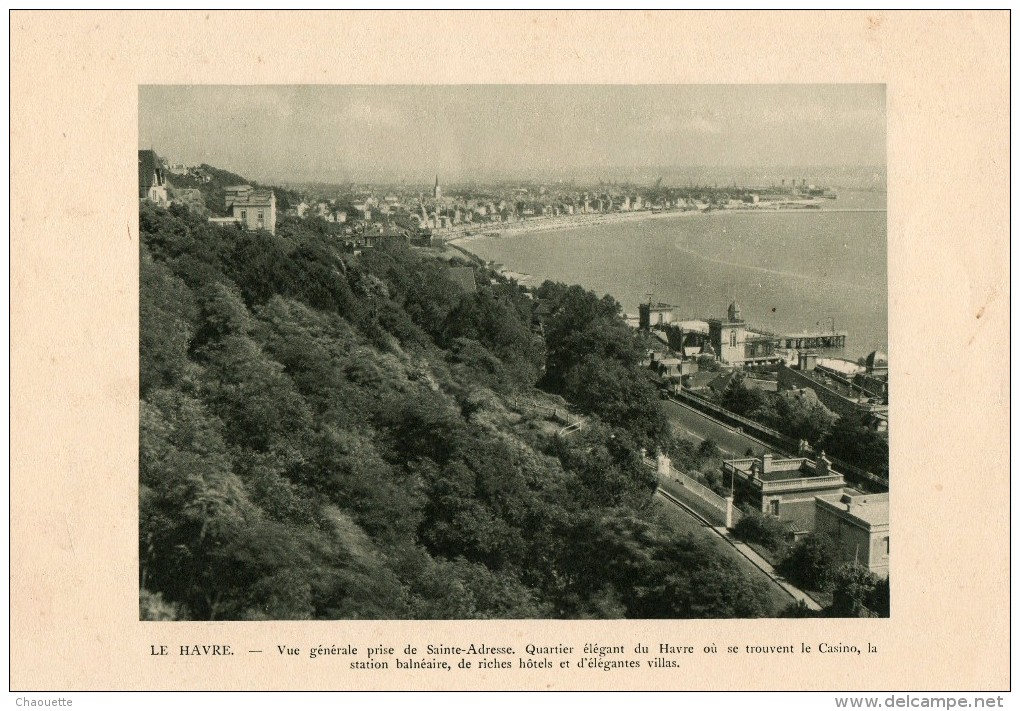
[464,193,887,359]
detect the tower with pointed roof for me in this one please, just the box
[708,300,747,365]
[433,174,441,200]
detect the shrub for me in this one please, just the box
[733,509,789,553]
[778,600,820,618]
[778,533,840,591]
[828,564,886,617]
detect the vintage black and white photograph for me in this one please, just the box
[138,84,889,622]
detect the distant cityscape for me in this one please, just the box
[140,149,850,243]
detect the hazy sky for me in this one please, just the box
[139,85,885,183]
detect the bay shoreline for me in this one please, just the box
[448,205,886,245]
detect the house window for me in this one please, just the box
[730,331,737,347]
[884,537,890,555]
[770,500,780,516]
[240,210,247,220]
[257,210,264,221]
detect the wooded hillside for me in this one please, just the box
[140,201,772,620]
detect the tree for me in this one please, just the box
[563,355,668,445]
[697,439,721,462]
[734,509,789,554]
[631,536,772,618]
[140,589,183,621]
[139,248,197,396]
[721,376,769,417]
[138,182,807,621]
[441,290,544,389]
[869,575,890,617]
[828,564,883,618]
[767,389,837,444]
[550,510,659,618]
[664,435,700,471]
[140,389,257,618]
[536,281,641,391]
[822,415,889,478]
[408,557,552,619]
[777,600,820,618]
[556,423,657,510]
[198,334,314,453]
[778,533,840,591]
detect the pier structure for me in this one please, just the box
[707,301,849,367]
[636,299,850,368]
[776,331,847,350]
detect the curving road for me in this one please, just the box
[652,493,798,615]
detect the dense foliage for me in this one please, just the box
[733,509,790,554]
[777,533,841,592]
[534,282,669,447]
[718,375,888,477]
[828,564,889,618]
[139,203,774,620]
[720,375,836,444]
[775,534,890,618]
[820,415,890,479]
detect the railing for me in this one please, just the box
[758,474,846,492]
[512,398,569,425]
[722,459,757,475]
[682,390,889,493]
[814,365,885,401]
[644,456,734,527]
[557,421,583,438]
[723,460,845,492]
[673,390,801,452]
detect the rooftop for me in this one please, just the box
[725,453,844,484]
[675,319,709,334]
[231,190,276,207]
[818,492,889,527]
[817,357,864,377]
[683,370,720,390]
[754,460,814,482]
[865,350,889,369]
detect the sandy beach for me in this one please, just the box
[448,205,885,245]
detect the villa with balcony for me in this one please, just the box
[722,452,847,532]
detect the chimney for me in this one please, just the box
[761,453,773,475]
